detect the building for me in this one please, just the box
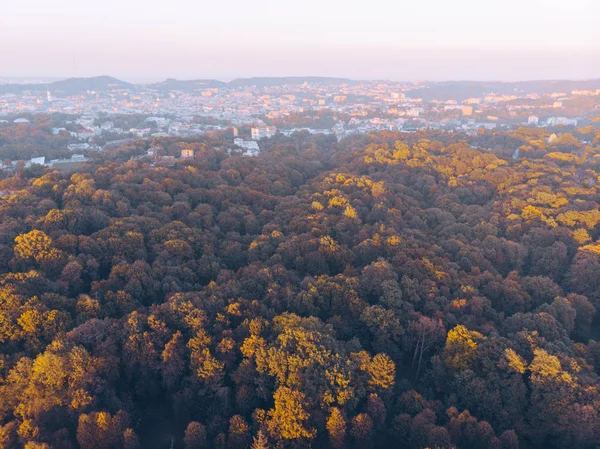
[445,105,473,116]
[181,149,194,159]
[28,157,46,167]
[234,138,260,156]
[556,117,577,126]
[68,143,91,152]
[546,117,578,127]
[484,94,518,103]
[572,89,600,96]
[251,124,276,140]
[47,155,88,171]
[405,108,423,117]
[130,128,151,138]
[528,116,539,126]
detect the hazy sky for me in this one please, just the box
[1,0,598,81]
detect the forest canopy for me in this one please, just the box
[1,126,600,448]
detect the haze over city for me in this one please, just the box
[1,0,598,82]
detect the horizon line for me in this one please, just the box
[2,74,600,85]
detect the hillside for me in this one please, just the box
[0,75,134,95]
[146,78,227,92]
[407,79,600,101]
[1,127,600,448]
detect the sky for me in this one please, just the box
[1,0,598,82]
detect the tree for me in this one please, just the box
[366,394,386,429]
[14,230,54,261]
[228,415,250,449]
[76,411,130,449]
[23,443,51,449]
[250,430,269,449]
[567,293,596,339]
[499,430,519,449]
[408,316,445,379]
[326,407,347,448]
[13,230,65,274]
[123,428,140,449]
[266,387,316,442]
[350,413,373,448]
[443,325,483,371]
[360,305,403,357]
[527,349,576,443]
[184,422,207,449]
[365,353,396,391]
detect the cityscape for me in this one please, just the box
[1,76,598,169]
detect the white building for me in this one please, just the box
[251,124,276,140]
[68,143,91,152]
[234,138,260,156]
[130,128,151,138]
[28,157,46,167]
[556,117,577,126]
[547,117,577,127]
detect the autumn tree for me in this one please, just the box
[326,407,347,448]
[266,387,316,442]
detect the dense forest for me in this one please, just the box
[1,125,600,448]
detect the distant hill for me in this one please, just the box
[0,77,64,85]
[146,78,227,92]
[0,75,358,95]
[407,79,600,101]
[147,76,357,92]
[0,75,134,95]
[49,76,133,94]
[2,75,599,99]
[228,76,356,87]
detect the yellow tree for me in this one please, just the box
[14,231,61,264]
[326,407,347,448]
[266,386,316,442]
[366,353,396,391]
[14,230,65,274]
[443,325,484,371]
